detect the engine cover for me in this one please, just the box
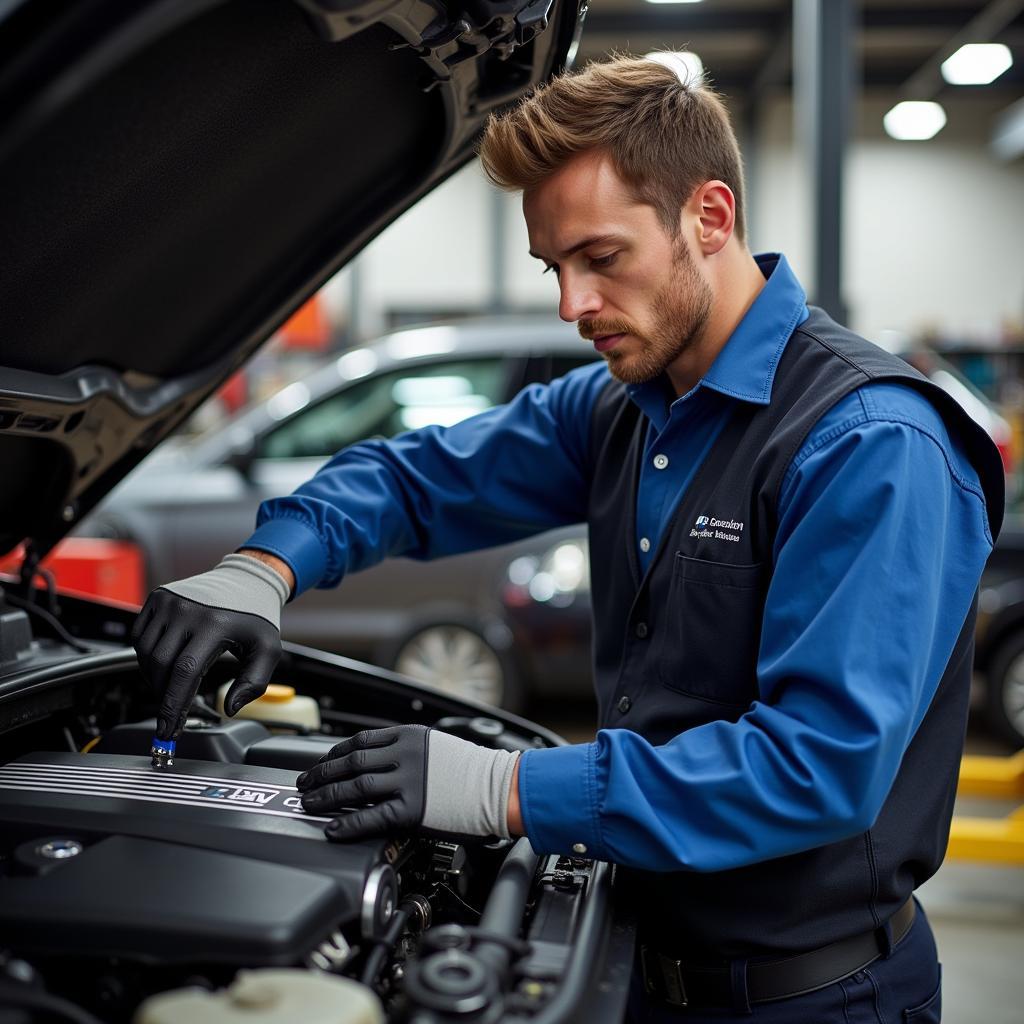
[0,752,398,965]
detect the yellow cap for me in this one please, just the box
[258,684,296,703]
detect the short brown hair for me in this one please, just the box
[479,54,746,242]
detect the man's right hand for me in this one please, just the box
[131,552,291,742]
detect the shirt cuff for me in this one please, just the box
[241,518,329,597]
[519,742,603,859]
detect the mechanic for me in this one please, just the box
[132,56,1003,1022]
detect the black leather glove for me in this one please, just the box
[296,724,521,843]
[132,554,289,741]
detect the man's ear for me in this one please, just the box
[685,180,735,256]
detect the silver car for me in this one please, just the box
[81,318,599,710]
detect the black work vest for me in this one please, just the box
[587,307,1003,958]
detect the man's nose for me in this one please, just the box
[557,271,601,323]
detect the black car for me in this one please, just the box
[0,3,636,1023]
[973,513,1024,746]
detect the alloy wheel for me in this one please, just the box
[1000,649,1024,743]
[394,625,505,707]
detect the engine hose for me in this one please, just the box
[473,838,539,976]
[359,905,412,988]
[0,980,106,1024]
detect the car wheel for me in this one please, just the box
[986,632,1024,748]
[393,624,519,710]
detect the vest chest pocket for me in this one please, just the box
[655,554,766,707]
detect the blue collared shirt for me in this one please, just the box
[629,253,811,573]
[245,254,993,872]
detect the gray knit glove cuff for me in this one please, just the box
[162,553,289,628]
[423,731,522,840]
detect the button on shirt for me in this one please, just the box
[243,253,993,873]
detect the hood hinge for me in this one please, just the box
[389,0,556,79]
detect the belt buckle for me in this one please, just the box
[641,945,689,1008]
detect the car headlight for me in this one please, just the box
[505,540,589,607]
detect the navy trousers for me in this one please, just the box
[627,899,942,1024]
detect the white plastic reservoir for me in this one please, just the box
[215,682,321,732]
[134,968,383,1023]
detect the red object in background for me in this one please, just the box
[997,439,1014,475]
[0,539,145,609]
[217,370,248,415]
[278,294,330,351]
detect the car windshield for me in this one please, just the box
[257,357,507,460]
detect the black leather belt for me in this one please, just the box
[641,898,916,1010]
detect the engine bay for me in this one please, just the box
[0,749,391,968]
[0,593,632,1024]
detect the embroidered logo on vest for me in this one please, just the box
[690,515,744,543]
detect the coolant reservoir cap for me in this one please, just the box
[259,684,296,703]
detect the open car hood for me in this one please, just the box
[0,0,586,560]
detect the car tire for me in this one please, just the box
[392,623,523,712]
[986,632,1024,748]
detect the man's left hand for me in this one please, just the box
[296,724,521,842]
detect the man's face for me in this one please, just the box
[523,149,713,386]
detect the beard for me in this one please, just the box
[579,239,713,386]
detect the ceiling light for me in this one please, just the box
[646,50,704,86]
[941,43,1013,86]
[644,0,703,5]
[883,101,947,141]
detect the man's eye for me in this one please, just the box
[590,253,618,269]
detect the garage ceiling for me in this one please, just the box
[576,0,1024,103]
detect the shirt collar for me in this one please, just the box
[701,252,808,405]
[627,252,808,416]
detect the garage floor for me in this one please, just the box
[923,857,1023,1024]
[530,701,1024,1023]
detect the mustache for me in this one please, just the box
[578,319,637,341]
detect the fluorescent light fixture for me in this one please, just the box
[941,43,1013,86]
[646,50,704,86]
[391,375,473,404]
[399,399,489,431]
[645,0,703,4]
[883,101,947,141]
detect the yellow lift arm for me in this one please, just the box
[947,751,1024,865]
